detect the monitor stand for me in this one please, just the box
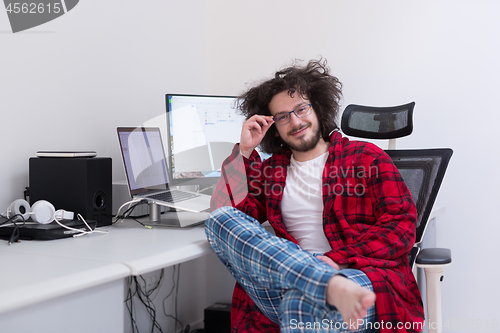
[146,203,207,228]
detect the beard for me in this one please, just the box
[282,123,321,152]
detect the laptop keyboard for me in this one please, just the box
[146,190,199,203]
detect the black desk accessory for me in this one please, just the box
[0,217,97,241]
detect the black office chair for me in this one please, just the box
[342,102,452,333]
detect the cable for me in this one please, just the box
[162,264,185,332]
[0,213,26,245]
[135,276,162,333]
[174,265,181,333]
[125,269,167,333]
[134,269,166,333]
[150,269,165,302]
[113,199,141,224]
[113,199,151,228]
[53,213,109,238]
[114,199,148,223]
[125,277,140,333]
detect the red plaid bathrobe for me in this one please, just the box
[211,131,424,333]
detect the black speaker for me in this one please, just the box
[29,157,112,227]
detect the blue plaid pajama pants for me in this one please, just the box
[205,207,378,333]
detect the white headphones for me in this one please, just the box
[7,199,74,224]
[5,199,108,238]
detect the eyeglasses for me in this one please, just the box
[273,104,313,126]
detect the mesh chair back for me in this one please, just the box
[385,149,453,245]
[341,102,414,139]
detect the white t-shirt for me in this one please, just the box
[281,152,331,254]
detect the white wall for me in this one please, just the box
[0,1,209,207]
[1,0,499,331]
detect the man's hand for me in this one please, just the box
[239,115,274,158]
[316,255,348,270]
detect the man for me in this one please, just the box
[206,59,424,332]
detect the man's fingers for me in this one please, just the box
[240,115,275,157]
[248,122,263,133]
[253,116,274,129]
[246,115,274,134]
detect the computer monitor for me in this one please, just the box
[165,94,246,188]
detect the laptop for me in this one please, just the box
[117,127,212,215]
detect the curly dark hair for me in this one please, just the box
[236,58,343,154]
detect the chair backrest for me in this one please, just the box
[341,102,414,140]
[385,149,453,245]
[341,102,453,267]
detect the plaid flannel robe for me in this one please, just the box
[210,131,425,333]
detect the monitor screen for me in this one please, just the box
[165,94,246,187]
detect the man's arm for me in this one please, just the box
[210,115,274,222]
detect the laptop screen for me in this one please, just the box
[117,127,170,196]
[165,94,246,186]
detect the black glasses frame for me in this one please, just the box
[273,104,313,126]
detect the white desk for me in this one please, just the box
[3,220,212,275]
[0,220,216,333]
[0,250,130,333]
[0,250,129,314]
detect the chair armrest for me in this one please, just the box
[416,248,451,266]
